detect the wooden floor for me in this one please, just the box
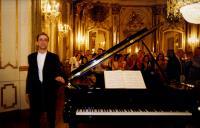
[0,86,199,128]
[0,86,68,128]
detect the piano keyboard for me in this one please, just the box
[76,108,192,116]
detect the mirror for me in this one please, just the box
[88,29,110,51]
[162,30,185,54]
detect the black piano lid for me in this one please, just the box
[68,25,160,82]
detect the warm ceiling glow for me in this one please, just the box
[180,2,200,24]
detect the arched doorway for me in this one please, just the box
[161,30,185,54]
[87,28,110,52]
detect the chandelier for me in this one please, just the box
[41,0,60,19]
[167,0,200,24]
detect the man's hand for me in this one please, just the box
[55,76,65,84]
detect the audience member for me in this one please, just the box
[189,47,200,86]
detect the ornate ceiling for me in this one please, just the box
[85,0,166,6]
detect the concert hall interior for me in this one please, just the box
[0,0,200,128]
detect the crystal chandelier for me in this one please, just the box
[167,0,200,24]
[41,0,60,19]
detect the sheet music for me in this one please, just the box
[104,70,146,89]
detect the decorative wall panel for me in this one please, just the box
[120,7,152,41]
[0,0,31,113]
[0,0,18,69]
[1,83,17,110]
[120,6,153,52]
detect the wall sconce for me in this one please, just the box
[135,47,139,54]
[77,33,85,44]
[77,33,85,50]
[58,23,71,34]
[41,0,60,20]
[99,41,105,49]
[128,47,132,54]
[167,0,200,24]
[188,37,199,44]
[188,37,199,51]
[92,48,95,54]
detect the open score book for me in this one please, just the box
[104,70,146,89]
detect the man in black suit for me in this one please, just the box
[26,32,65,128]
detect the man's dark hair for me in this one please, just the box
[36,32,49,41]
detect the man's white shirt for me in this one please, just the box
[37,52,47,82]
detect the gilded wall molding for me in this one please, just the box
[19,66,28,71]
[0,62,18,69]
[1,83,17,109]
[0,0,1,69]
[0,0,18,69]
[32,0,42,52]
[16,0,19,69]
[112,4,121,15]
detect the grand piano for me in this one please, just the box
[63,25,200,128]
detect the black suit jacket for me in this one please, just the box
[26,51,63,109]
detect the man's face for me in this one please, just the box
[37,35,49,50]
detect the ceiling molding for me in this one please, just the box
[90,0,166,6]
